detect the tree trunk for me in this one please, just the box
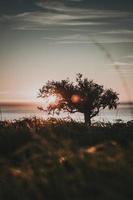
[84,113,91,126]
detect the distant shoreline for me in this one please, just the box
[0,102,38,106]
[0,101,133,107]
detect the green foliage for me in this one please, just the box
[0,118,133,199]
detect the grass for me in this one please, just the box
[0,117,133,200]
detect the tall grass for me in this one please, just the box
[0,117,133,200]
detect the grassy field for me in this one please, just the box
[0,117,133,200]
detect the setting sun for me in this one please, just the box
[43,94,62,108]
[47,95,58,105]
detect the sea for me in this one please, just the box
[0,103,133,123]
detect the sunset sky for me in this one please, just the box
[0,0,133,102]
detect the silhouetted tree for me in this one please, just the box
[38,74,119,126]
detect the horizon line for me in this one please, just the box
[0,101,132,106]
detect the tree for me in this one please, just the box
[38,74,119,126]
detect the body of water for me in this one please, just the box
[0,103,132,123]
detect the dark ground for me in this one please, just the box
[0,118,133,200]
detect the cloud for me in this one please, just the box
[104,54,132,68]
[36,1,129,17]
[99,30,133,35]
[42,34,88,42]
[2,8,109,31]
[108,60,133,73]
[1,0,133,46]
[40,33,133,45]
[112,62,133,66]
[1,8,130,30]
[58,39,133,45]
[1,0,133,17]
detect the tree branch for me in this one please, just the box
[66,107,77,114]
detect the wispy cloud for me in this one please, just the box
[121,55,133,59]
[112,62,133,66]
[1,0,133,45]
[108,59,133,73]
[1,10,108,32]
[58,39,133,45]
[99,30,133,35]
[1,0,132,30]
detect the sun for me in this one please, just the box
[45,94,62,108]
[47,95,58,105]
[38,94,62,109]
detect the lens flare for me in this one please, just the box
[71,95,81,103]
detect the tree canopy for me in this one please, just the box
[38,74,119,125]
